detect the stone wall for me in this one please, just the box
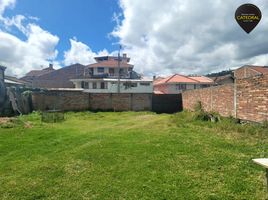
[32,90,152,112]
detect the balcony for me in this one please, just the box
[88,73,131,79]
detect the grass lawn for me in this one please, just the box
[0,111,268,199]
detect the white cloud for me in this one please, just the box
[0,0,15,16]
[112,0,268,76]
[63,38,109,66]
[0,0,60,77]
[0,24,59,77]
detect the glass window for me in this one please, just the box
[140,82,150,86]
[109,68,114,74]
[100,82,107,89]
[176,84,186,90]
[97,67,104,73]
[93,82,97,89]
[84,82,89,89]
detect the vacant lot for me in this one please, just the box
[0,111,268,199]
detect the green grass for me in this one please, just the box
[0,111,268,199]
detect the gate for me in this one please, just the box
[152,94,182,113]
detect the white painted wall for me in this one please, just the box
[165,83,209,94]
[71,79,153,93]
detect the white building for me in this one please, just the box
[153,74,214,94]
[71,54,153,93]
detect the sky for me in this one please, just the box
[0,0,268,77]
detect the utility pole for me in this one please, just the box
[117,45,121,93]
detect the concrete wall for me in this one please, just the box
[182,74,268,122]
[32,90,152,112]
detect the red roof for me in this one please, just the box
[154,90,165,94]
[188,76,214,83]
[153,74,213,86]
[87,60,133,68]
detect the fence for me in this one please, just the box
[32,90,153,112]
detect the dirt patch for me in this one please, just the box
[0,117,15,124]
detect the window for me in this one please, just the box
[97,67,104,73]
[109,68,114,74]
[140,82,150,86]
[100,82,107,89]
[93,82,97,89]
[176,84,186,90]
[84,82,89,89]
[123,82,137,87]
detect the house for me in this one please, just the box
[21,63,86,88]
[234,65,268,79]
[21,64,55,83]
[0,65,6,105]
[210,74,234,85]
[4,76,30,87]
[70,54,153,93]
[153,74,214,94]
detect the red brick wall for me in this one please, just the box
[236,74,268,122]
[32,90,89,111]
[32,91,152,112]
[234,66,260,79]
[182,74,268,122]
[182,84,235,117]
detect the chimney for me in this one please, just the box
[153,75,156,80]
[123,53,127,58]
[49,63,53,69]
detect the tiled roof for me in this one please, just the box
[154,90,165,94]
[5,76,30,85]
[24,68,55,77]
[188,76,214,83]
[154,74,213,86]
[87,60,133,68]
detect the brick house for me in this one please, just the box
[21,63,86,88]
[234,65,268,79]
[153,74,214,94]
[21,64,55,83]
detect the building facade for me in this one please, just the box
[154,74,214,94]
[71,54,153,93]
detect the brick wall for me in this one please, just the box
[182,74,268,122]
[32,90,89,111]
[234,66,260,79]
[182,84,235,117]
[32,91,152,112]
[236,74,268,122]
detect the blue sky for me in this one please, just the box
[4,0,121,61]
[0,0,268,77]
